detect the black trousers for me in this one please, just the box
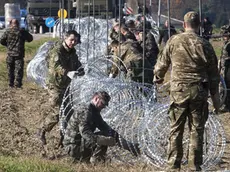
[6,56,24,87]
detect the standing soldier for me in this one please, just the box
[0,18,33,88]
[154,11,220,171]
[219,25,230,112]
[37,30,84,145]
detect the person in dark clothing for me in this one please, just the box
[134,24,159,68]
[202,17,213,41]
[63,91,140,164]
[0,19,33,88]
[158,20,177,46]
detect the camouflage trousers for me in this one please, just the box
[167,84,209,171]
[40,89,65,132]
[65,132,108,163]
[6,56,24,87]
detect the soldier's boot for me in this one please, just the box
[36,128,47,145]
[90,145,107,165]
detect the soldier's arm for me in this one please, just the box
[0,31,7,46]
[21,29,33,42]
[153,40,171,83]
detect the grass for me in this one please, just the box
[0,156,75,172]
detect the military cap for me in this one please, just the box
[184,11,200,25]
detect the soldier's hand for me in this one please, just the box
[97,136,116,146]
[67,71,77,79]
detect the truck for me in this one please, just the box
[26,0,74,33]
[26,0,128,33]
[73,0,125,19]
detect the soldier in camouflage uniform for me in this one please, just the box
[37,30,84,145]
[63,91,140,164]
[219,25,230,112]
[0,19,33,88]
[109,39,153,84]
[154,11,220,171]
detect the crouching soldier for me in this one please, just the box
[63,91,140,164]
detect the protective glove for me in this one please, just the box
[109,73,114,78]
[97,135,116,146]
[67,71,77,79]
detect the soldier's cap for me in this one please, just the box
[184,11,200,25]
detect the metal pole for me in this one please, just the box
[59,0,62,38]
[61,0,64,38]
[143,0,146,85]
[149,0,152,16]
[199,0,202,36]
[157,0,161,28]
[67,0,70,31]
[167,0,171,38]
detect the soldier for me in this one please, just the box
[109,40,153,84]
[154,11,220,171]
[134,24,159,68]
[37,30,84,145]
[0,18,33,88]
[202,17,213,41]
[158,20,177,46]
[219,25,230,112]
[63,91,140,164]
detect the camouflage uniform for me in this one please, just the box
[63,103,115,162]
[41,41,83,133]
[0,28,33,87]
[110,40,153,84]
[154,30,219,170]
[220,39,230,111]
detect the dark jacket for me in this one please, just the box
[0,27,33,57]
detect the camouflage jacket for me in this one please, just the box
[220,40,230,75]
[154,30,220,95]
[0,27,33,57]
[63,103,112,148]
[46,41,83,92]
[111,40,153,83]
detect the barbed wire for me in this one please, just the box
[26,17,226,170]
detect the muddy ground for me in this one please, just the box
[0,41,230,171]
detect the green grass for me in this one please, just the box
[0,156,75,172]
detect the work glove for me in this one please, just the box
[67,71,77,79]
[97,135,116,146]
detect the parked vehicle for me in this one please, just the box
[0,16,5,29]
